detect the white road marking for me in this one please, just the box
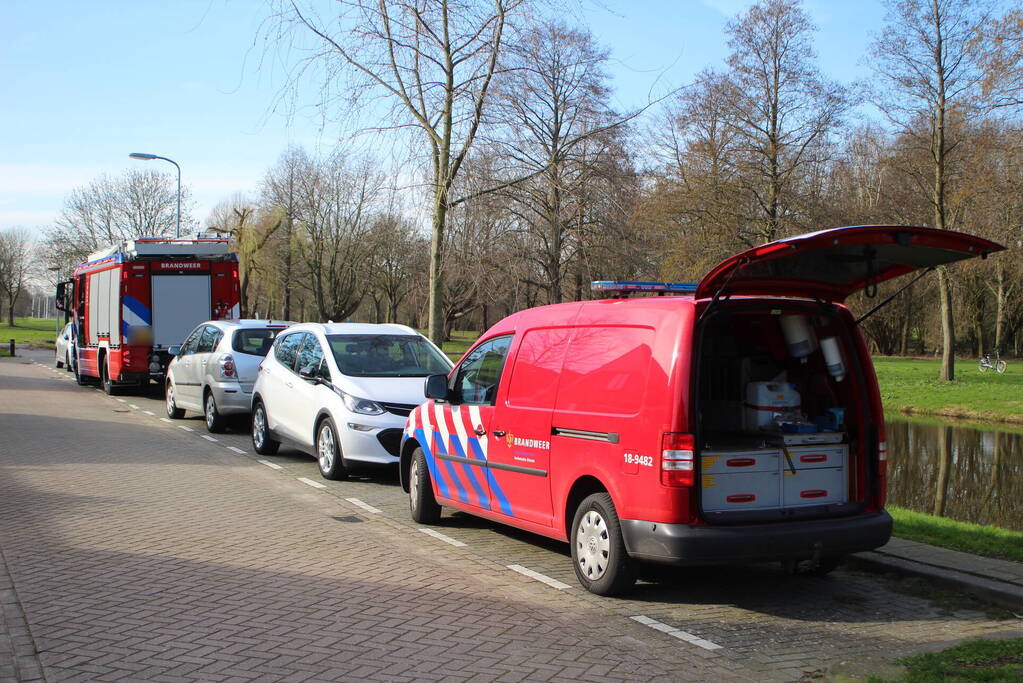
[345,498,382,514]
[160,418,173,423]
[227,446,246,454]
[297,477,327,489]
[201,435,218,442]
[128,404,140,410]
[506,564,573,590]
[258,459,283,470]
[143,410,155,416]
[178,425,194,432]
[630,616,723,651]
[116,399,126,403]
[419,528,467,547]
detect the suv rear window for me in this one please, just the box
[234,328,286,356]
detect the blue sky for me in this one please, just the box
[0,0,887,236]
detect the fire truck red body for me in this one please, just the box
[57,236,240,393]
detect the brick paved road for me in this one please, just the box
[2,355,1021,682]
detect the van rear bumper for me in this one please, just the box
[620,510,892,565]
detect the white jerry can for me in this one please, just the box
[744,381,800,431]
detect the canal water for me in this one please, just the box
[886,417,1023,532]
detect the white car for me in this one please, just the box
[250,323,453,479]
[165,320,293,432]
[55,321,74,370]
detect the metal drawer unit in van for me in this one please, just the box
[701,444,848,512]
[781,445,848,507]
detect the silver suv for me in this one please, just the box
[165,320,292,432]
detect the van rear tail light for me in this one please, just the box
[661,433,695,487]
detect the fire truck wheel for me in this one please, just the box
[165,382,185,419]
[315,418,348,481]
[204,391,227,433]
[101,361,120,396]
[571,492,637,596]
[409,448,441,524]
[74,359,93,386]
[251,401,280,455]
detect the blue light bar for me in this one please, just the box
[591,281,698,294]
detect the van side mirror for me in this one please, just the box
[168,345,181,356]
[424,374,450,401]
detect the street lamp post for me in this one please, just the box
[129,152,181,238]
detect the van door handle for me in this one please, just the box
[492,430,505,437]
[475,428,488,436]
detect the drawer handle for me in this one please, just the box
[726,494,756,503]
[726,458,756,467]
[800,489,827,498]
[800,454,827,463]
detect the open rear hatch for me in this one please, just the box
[693,226,1004,525]
[696,225,1004,302]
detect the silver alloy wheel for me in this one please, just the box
[253,406,266,448]
[318,423,335,473]
[410,456,421,510]
[576,510,611,580]
[205,394,216,428]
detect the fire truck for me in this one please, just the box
[56,235,240,395]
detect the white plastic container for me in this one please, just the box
[779,315,816,358]
[744,381,800,431]
[819,336,846,381]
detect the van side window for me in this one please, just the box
[453,335,512,405]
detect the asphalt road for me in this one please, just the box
[3,349,1021,682]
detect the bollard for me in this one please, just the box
[8,339,13,356]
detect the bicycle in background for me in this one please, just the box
[979,349,1007,374]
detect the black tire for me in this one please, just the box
[570,492,637,596]
[55,353,64,369]
[101,360,119,396]
[409,448,441,524]
[165,381,185,418]
[65,351,73,372]
[203,390,227,433]
[315,417,348,480]
[251,401,280,455]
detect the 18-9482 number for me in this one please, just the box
[624,452,654,467]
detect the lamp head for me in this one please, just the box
[129,152,158,160]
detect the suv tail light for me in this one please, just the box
[218,354,237,379]
[661,433,695,487]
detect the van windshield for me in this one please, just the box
[326,334,452,377]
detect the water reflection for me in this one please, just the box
[886,417,1023,531]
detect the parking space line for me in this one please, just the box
[345,498,382,514]
[506,564,573,590]
[160,418,173,423]
[258,459,283,470]
[143,410,155,416]
[201,435,218,442]
[226,446,246,454]
[128,404,141,410]
[178,425,194,432]
[630,616,723,651]
[297,477,327,489]
[116,399,126,403]
[419,528,467,547]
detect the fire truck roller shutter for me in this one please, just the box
[87,269,120,345]
[151,275,211,348]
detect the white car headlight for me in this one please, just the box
[334,387,386,415]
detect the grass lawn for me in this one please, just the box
[873,356,1023,424]
[889,507,1023,563]
[888,637,1023,682]
[0,317,60,351]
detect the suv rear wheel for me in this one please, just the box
[571,493,636,596]
[251,401,280,455]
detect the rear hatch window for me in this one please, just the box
[233,328,286,356]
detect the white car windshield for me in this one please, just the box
[326,334,452,377]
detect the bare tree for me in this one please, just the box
[43,168,189,270]
[209,194,283,317]
[0,228,33,326]
[867,0,994,380]
[270,0,525,343]
[367,214,427,323]
[262,147,313,320]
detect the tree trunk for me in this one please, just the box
[899,287,912,356]
[933,424,952,517]
[427,186,447,346]
[937,267,955,380]
[994,265,1006,352]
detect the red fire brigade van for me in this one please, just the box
[56,236,240,395]
[400,225,1004,595]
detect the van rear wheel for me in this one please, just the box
[409,448,441,524]
[571,493,636,596]
[783,555,843,576]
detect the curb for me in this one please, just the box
[849,551,1023,613]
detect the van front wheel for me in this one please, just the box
[571,493,636,596]
[409,448,441,524]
